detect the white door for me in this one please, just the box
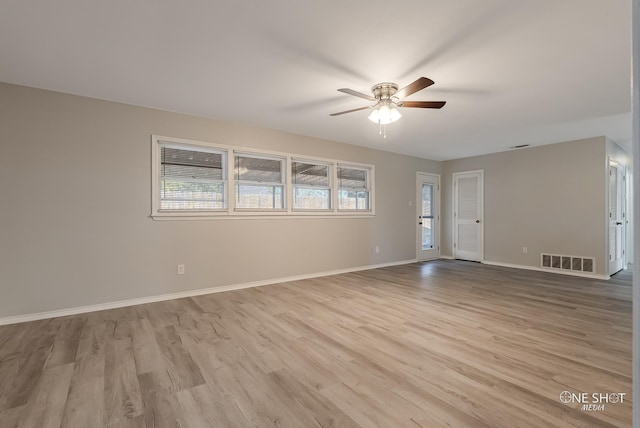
[453,170,484,262]
[608,161,625,274]
[417,173,440,260]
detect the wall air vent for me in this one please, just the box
[541,253,595,273]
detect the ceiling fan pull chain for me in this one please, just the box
[379,120,388,138]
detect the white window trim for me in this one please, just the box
[154,138,229,215]
[151,135,375,220]
[234,152,287,211]
[291,158,333,212]
[336,163,374,213]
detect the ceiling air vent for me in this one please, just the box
[541,253,595,273]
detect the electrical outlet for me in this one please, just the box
[177,264,185,275]
[522,247,528,254]
[375,246,380,254]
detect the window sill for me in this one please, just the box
[150,212,375,221]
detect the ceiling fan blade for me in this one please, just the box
[395,77,435,99]
[329,106,371,116]
[337,88,376,101]
[398,101,446,109]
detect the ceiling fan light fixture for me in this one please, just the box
[368,102,401,125]
[368,108,380,123]
[388,106,402,123]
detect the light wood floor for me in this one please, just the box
[0,260,632,427]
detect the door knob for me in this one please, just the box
[475,220,480,224]
[616,222,623,225]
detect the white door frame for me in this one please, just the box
[416,172,440,261]
[453,170,484,262]
[607,158,626,275]
[625,169,633,269]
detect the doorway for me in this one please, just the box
[453,170,484,262]
[417,173,440,260]
[609,160,626,275]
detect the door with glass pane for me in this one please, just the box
[417,173,440,260]
[453,170,484,262]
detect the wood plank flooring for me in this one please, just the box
[0,260,632,427]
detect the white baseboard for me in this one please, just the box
[483,260,610,280]
[438,255,454,260]
[0,259,418,326]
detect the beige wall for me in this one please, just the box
[441,137,609,274]
[0,83,440,318]
[0,81,626,320]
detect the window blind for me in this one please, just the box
[235,155,282,183]
[234,154,285,209]
[292,162,330,187]
[338,167,367,189]
[161,147,224,180]
[160,145,226,210]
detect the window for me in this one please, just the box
[292,160,331,210]
[235,154,285,210]
[338,165,371,210]
[421,183,434,249]
[159,143,226,210]
[152,136,374,218]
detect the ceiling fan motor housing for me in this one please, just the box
[371,82,399,101]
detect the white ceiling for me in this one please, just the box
[0,0,632,160]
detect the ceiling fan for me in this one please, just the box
[330,77,446,137]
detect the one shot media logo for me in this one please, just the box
[559,391,626,412]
